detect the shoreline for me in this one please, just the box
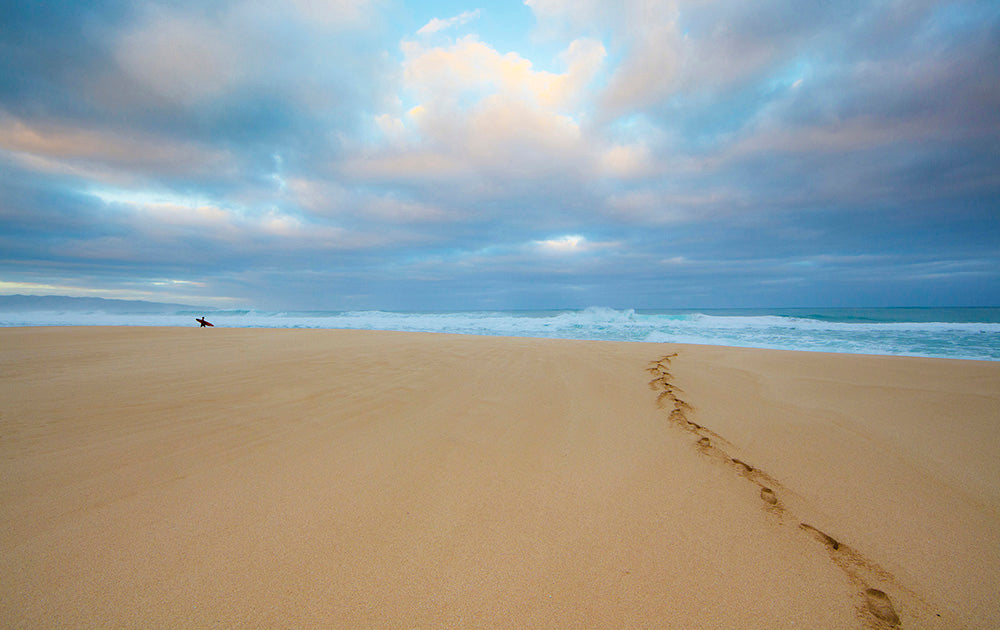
[3,302,998,363]
[2,323,998,363]
[2,327,998,627]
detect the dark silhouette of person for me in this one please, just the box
[196,317,212,327]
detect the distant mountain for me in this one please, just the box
[0,295,212,313]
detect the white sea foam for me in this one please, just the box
[2,307,999,361]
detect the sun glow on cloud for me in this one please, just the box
[399,34,605,112]
[533,235,621,256]
[352,32,611,182]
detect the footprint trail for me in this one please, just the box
[646,353,947,629]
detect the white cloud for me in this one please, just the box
[400,35,603,110]
[535,234,586,252]
[417,9,481,36]
[464,95,583,170]
[347,35,607,181]
[533,235,618,255]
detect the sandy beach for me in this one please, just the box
[1,327,998,628]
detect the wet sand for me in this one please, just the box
[2,327,998,628]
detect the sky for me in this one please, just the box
[1,0,998,310]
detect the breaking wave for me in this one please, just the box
[3,306,999,361]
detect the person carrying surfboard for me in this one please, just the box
[196,317,213,327]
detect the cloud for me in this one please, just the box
[0,112,231,183]
[0,279,224,304]
[535,234,586,252]
[598,143,653,178]
[286,0,380,26]
[113,8,243,105]
[525,0,896,121]
[99,196,407,255]
[523,0,610,37]
[0,0,997,309]
[604,189,740,225]
[526,0,684,117]
[598,3,683,118]
[288,177,454,224]
[98,0,390,144]
[344,35,612,183]
[417,9,481,36]
[533,234,618,255]
[400,35,604,110]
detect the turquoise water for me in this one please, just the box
[4,306,999,361]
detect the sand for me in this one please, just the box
[1,327,998,628]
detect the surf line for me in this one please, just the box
[647,353,916,628]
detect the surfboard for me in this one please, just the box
[196,317,214,327]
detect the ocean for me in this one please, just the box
[3,306,999,361]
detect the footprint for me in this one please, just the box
[760,487,778,505]
[732,458,753,473]
[863,588,900,626]
[697,436,711,447]
[800,523,841,551]
[656,391,676,408]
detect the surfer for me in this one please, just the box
[196,317,213,327]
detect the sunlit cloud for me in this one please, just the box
[399,34,604,112]
[533,235,619,255]
[598,143,653,178]
[348,34,610,182]
[536,235,586,252]
[0,113,230,178]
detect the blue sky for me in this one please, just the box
[1,0,998,309]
